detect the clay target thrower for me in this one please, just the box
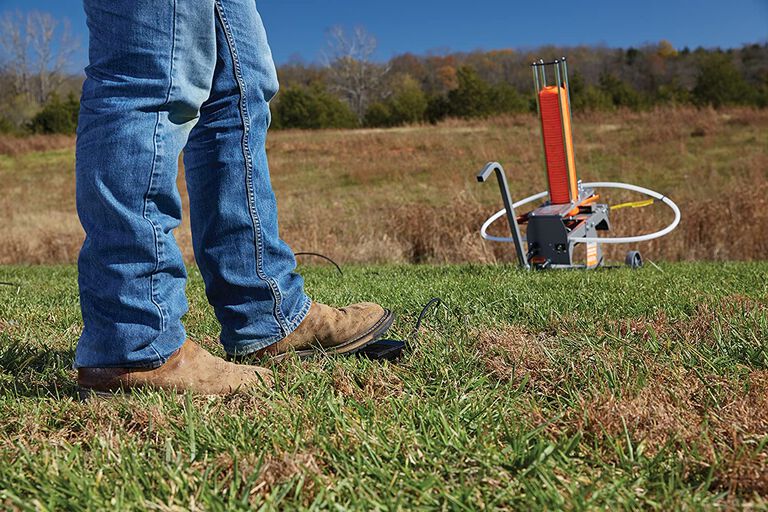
[476,58,681,270]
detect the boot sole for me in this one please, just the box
[271,309,396,363]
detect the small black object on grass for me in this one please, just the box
[358,298,444,362]
[357,339,406,362]
[294,252,444,363]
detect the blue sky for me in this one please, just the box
[2,0,767,71]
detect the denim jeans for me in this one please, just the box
[75,0,311,368]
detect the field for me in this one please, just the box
[1,108,767,509]
[1,107,767,265]
[1,263,767,509]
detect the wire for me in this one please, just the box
[410,297,443,340]
[292,253,444,354]
[294,252,343,276]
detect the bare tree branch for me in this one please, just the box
[323,26,389,122]
[0,10,80,104]
[0,11,32,97]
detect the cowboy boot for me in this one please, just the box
[235,302,394,362]
[77,340,273,399]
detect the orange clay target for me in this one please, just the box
[538,85,578,204]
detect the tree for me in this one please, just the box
[0,92,40,133]
[28,93,79,134]
[758,75,768,109]
[569,71,614,111]
[692,53,753,107]
[447,66,492,118]
[599,72,643,109]
[273,84,358,130]
[323,26,389,123]
[488,83,526,114]
[0,10,80,105]
[364,74,428,127]
[422,56,459,95]
[425,94,451,124]
[657,40,678,59]
[654,79,691,105]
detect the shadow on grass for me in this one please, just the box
[0,344,78,399]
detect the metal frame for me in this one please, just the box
[476,162,529,269]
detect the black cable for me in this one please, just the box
[0,282,18,287]
[294,252,343,276]
[410,297,443,340]
[293,253,442,335]
[357,297,445,361]
[292,251,444,360]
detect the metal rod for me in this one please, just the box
[532,59,562,67]
[532,61,549,204]
[561,57,574,127]
[476,162,530,269]
[560,58,577,200]
[554,61,574,203]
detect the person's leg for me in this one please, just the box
[75,0,216,368]
[76,0,274,396]
[183,0,393,359]
[183,0,310,356]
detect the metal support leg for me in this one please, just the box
[477,162,530,270]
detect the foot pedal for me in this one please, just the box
[357,339,405,361]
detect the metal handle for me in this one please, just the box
[477,162,530,269]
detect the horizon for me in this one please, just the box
[0,0,766,73]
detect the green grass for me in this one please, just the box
[1,262,767,510]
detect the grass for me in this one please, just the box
[1,107,767,508]
[1,107,767,265]
[1,262,767,509]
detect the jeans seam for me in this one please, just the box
[225,295,312,356]
[214,1,290,335]
[142,0,178,335]
[149,343,165,367]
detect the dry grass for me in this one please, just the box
[331,365,404,400]
[578,370,768,494]
[1,107,767,265]
[0,134,74,157]
[201,451,327,506]
[474,294,768,496]
[474,326,554,389]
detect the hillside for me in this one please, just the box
[1,107,767,266]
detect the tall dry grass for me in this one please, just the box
[0,134,75,157]
[1,107,766,265]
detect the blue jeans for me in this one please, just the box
[75,0,311,368]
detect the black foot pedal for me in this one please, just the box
[357,339,405,361]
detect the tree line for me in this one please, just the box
[1,17,766,134]
[271,34,768,130]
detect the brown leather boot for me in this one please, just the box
[238,302,394,362]
[77,340,273,400]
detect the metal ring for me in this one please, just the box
[480,182,681,245]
